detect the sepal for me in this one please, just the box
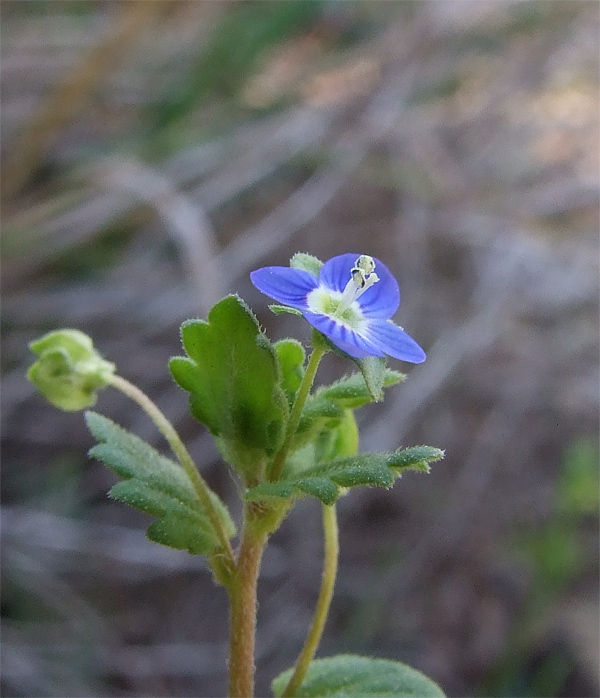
[354,356,389,402]
[270,304,304,317]
[290,252,323,276]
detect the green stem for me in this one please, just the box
[282,503,339,697]
[228,504,267,698]
[269,345,326,482]
[108,374,235,567]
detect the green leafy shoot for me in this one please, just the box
[85,412,235,556]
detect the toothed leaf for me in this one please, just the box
[169,295,288,481]
[85,412,235,556]
[247,446,443,505]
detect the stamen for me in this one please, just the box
[335,255,379,316]
[355,255,376,275]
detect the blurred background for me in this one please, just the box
[1,1,598,696]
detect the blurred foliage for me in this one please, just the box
[146,1,323,154]
[481,439,599,697]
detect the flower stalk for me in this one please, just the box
[108,373,235,567]
[282,502,339,697]
[268,344,327,482]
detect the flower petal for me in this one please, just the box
[364,320,426,363]
[319,253,360,293]
[250,267,318,310]
[303,312,385,359]
[319,253,400,318]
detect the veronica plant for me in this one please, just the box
[27,252,445,698]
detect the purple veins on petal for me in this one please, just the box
[365,320,427,363]
[318,253,400,318]
[303,312,385,359]
[353,262,400,318]
[250,267,318,310]
[319,253,361,293]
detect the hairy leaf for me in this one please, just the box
[169,295,288,480]
[247,446,444,505]
[85,412,235,555]
[291,394,344,452]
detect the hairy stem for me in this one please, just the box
[228,505,267,698]
[282,503,339,697]
[108,374,234,567]
[269,345,326,482]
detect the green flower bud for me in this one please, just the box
[27,329,115,411]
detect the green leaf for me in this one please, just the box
[146,514,219,556]
[247,446,444,506]
[290,252,323,276]
[85,412,235,556]
[275,339,305,402]
[314,409,359,462]
[292,394,344,453]
[319,370,405,409]
[27,329,115,411]
[302,395,345,422]
[283,409,358,479]
[169,295,288,480]
[272,655,445,697]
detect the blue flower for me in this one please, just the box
[250,253,426,363]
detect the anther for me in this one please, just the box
[355,255,376,275]
[335,255,379,316]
